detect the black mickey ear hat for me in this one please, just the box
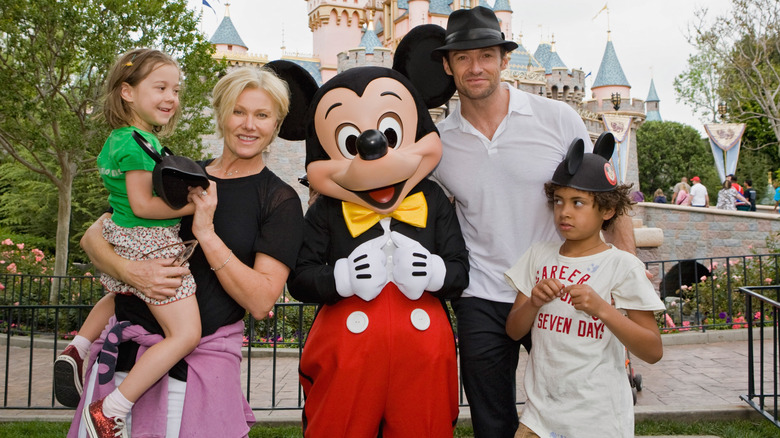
[131,130,210,209]
[551,132,618,192]
[265,60,319,141]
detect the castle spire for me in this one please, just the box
[645,78,663,121]
[209,3,247,50]
[592,39,629,88]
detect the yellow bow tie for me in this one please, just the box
[342,192,428,238]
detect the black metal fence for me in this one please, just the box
[2,252,780,412]
[739,286,780,429]
[645,253,780,332]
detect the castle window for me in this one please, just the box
[228,45,233,51]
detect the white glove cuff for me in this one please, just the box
[333,258,354,298]
[427,254,446,292]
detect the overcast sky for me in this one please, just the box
[188,0,735,134]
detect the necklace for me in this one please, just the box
[560,241,608,258]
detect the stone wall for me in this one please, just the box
[634,202,780,263]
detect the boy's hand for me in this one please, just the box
[530,278,564,307]
[565,284,608,317]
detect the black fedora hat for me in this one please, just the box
[432,6,518,60]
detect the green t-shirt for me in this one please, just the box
[97,127,180,228]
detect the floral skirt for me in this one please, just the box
[100,218,196,306]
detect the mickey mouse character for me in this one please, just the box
[273,26,468,437]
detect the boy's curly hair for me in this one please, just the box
[543,182,634,230]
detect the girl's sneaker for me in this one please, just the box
[53,345,84,407]
[84,398,128,438]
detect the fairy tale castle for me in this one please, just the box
[206,1,663,200]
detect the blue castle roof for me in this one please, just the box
[592,40,630,88]
[359,26,382,54]
[283,58,323,86]
[533,42,567,74]
[645,110,662,122]
[493,0,512,11]
[646,78,660,102]
[209,16,247,49]
[507,44,542,72]
[429,0,453,15]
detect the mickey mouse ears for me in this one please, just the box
[551,132,618,192]
[265,60,319,141]
[393,24,456,109]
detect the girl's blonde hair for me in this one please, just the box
[212,67,290,140]
[102,48,181,136]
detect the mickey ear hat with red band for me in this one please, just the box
[431,6,518,61]
[551,132,618,192]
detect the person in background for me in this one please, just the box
[653,188,667,203]
[728,174,748,210]
[738,179,757,212]
[675,186,691,206]
[630,190,645,203]
[689,176,710,208]
[671,176,690,204]
[716,180,749,211]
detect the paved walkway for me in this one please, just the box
[0,328,773,428]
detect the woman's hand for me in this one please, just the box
[189,182,218,241]
[124,258,190,301]
[81,213,189,301]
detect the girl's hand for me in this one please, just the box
[189,181,217,240]
[530,278,564,307]
[565,284,608,317]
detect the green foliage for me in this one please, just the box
[660,254,780,331]
[0,0,225,274]
[683,0,780,155]
[245,292,317,349]
[674,48,722,123]
[636,121,719,199]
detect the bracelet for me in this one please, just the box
[211,250,233,272]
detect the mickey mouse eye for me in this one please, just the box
[336,123,360,159]
[378,113,402,149]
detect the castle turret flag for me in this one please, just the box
[203,0,216,14]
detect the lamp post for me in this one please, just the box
[611,92,621,111]
[718,101,728,122]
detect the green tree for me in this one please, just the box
[637,121,720,199]
[684,0,780,154]
[0,0,223,302]
[674,48,722,123]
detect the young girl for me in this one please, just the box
[80,48,203,438]
[504,136,664,438]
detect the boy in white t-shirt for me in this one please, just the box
[505,133,664,438]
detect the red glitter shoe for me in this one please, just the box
[54,345,84,408]
[83,398,128,438]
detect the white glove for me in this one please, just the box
[334,236,388,301]
[390,231,446,300]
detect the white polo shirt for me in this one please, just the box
[433,83,591,303]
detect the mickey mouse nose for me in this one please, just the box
[356,129,388,161]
